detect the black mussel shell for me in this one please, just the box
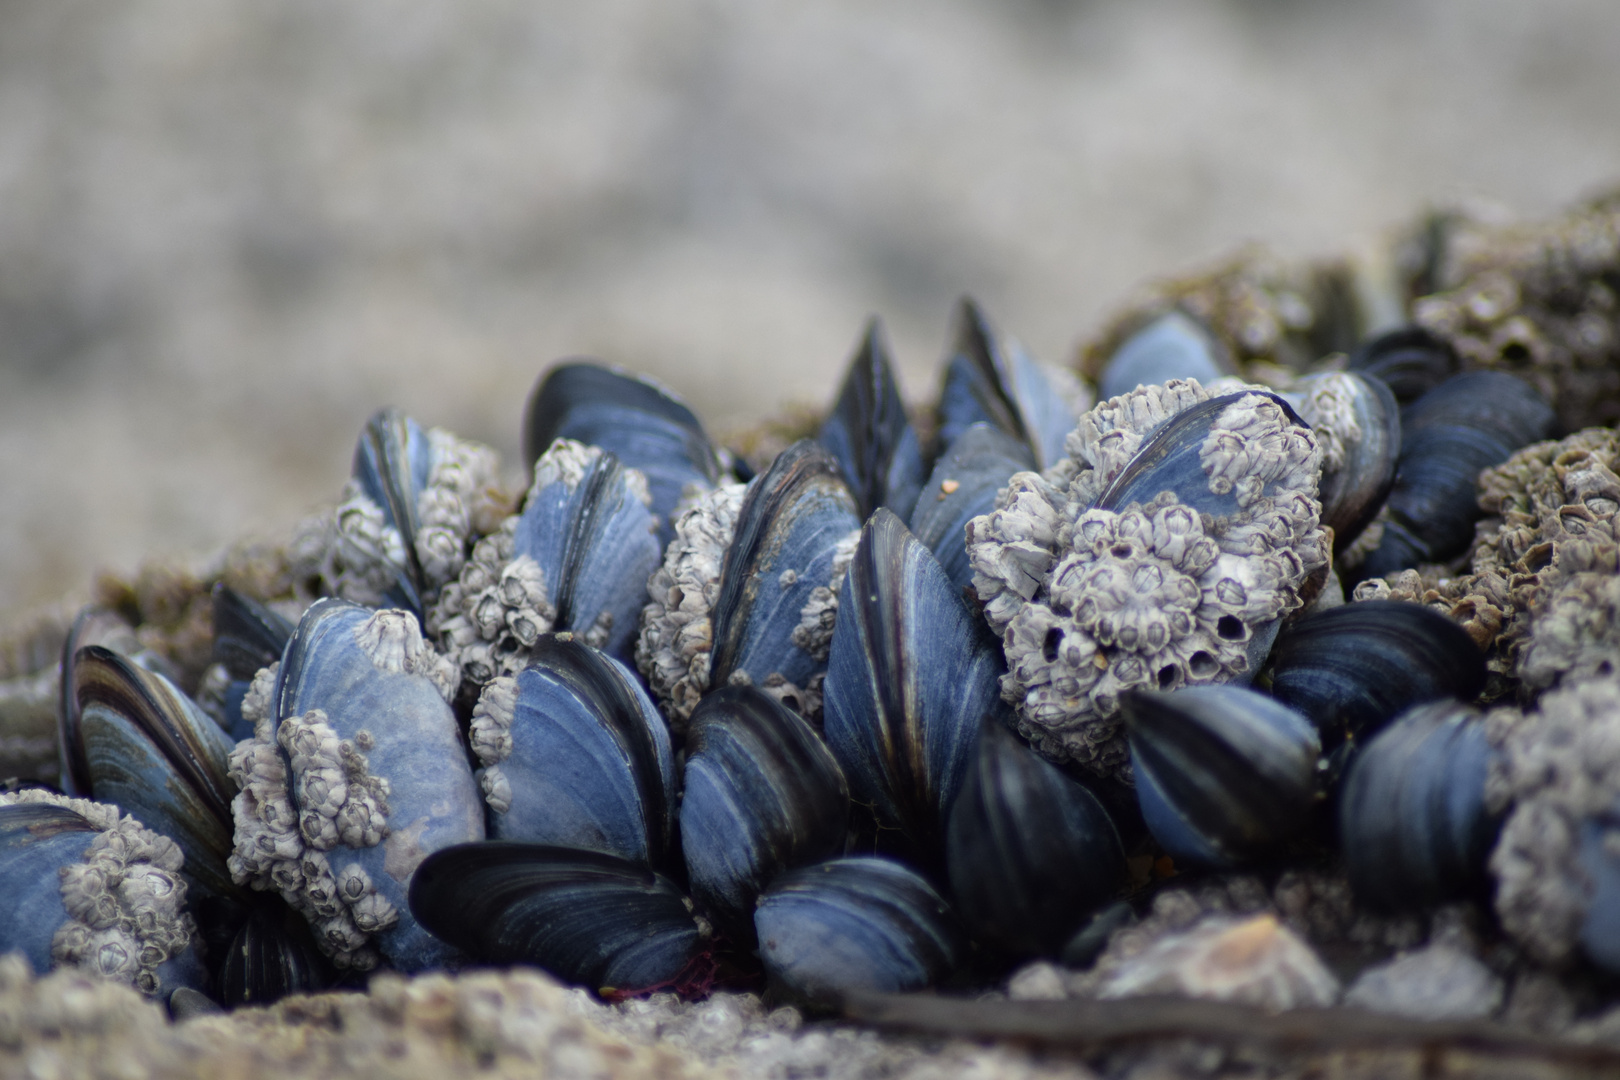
[818,319,926,521]
[523,361,719,544]
[72,645,239,899]
[823,509,1004,866]
[945,714,1126,958]
[408,841,705,995]
[936,298,1076,470]
[1266,600,1485,747]
[1122,685,1320,869]
[707,439,861,701]
[211,584,294,682]
[1345,326,1459,406]
[1096,309,1231,402]
[755,856,964,1009]
[352,407,431,613]
[216,900,334,1007]
[1356,371,1555,581]
[908,422,1034,595]
[1291,371,1401,553]
[681,685,850,942]
[1338,700,1500,913]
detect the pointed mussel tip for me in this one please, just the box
[966,377,1328,780]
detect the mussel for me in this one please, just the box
[1285,371,1400,553]
[1094,309,1231,402]
[907,422,1033,596]
[754,856,964,1008]
[1344,325,1459,406]
[1338,701,1500,912]
[823,508,1003,864]
[228,598,483,972]
[522,361,720,546]
[1265,600,1486,747]
[680,684,849,943]
[944,714,1126,958]
[409,841,706,995]
[205,584,295,741]
[818,319,926,521]
[467,633,674,870]
[1121,685,1320,869]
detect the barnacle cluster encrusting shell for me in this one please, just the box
[966,379,1327,778]
[0,789,195,997]
[1485,673,1620,966]
[1415,196,1620,432]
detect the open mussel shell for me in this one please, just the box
[1287,371,1400,553]
[216,900,334,1007]
[523,361,719,544]
[945,714,1126,958]
[680,685,849,942]
[71,645,239,900]
[823,509,1004,864]
[264,598,484,970]
[1338,701,1500,912]
[211,585,294,742]
[908,422,1034,595]
[818,319,926,521]
[56,606,179,798]
[408,841,705,995]
[937,297,1079,470]
[1356,370,1556,581]
[1266,600,1486,747]
[515,441,662,661]
[0,794,207,999]
[754,856,964,1009]
[1095,309,1231,402]
[1344,325,1459,406]
[474,633,674,870]
[707,439,861,702]
[1121,685,1320,869]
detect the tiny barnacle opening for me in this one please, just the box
[1189,650,1218,677]
[1217,615,1245,641]
[1042,628,1063,663]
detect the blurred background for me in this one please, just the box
[2,0,1619,616]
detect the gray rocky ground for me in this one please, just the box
[3,0,1620,618]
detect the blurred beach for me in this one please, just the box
[2,0,1619,614]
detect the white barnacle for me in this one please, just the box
[789,527,861,666]
[0,789,196,998]
[469,674,519,768]
[1097,913,1340,1010]
[635,481,748,729]
[354,608,460,703]
[968,378,1327,780]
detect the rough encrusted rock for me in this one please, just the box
[1414,195,1620,433]
[297,427,504,611]
[1486,673,1620,966]
[1342,942,1504,1021]
[1094,914,1341,1010]
[0,791,196,997]
[967,380,1327,777]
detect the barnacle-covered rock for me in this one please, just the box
[1486,673,1620,971]
[967,380,1327,777]
[0,790,199,997]
[1414,195,1620,432]
[1517,542,1620,693]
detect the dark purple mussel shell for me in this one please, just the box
[409,841,705,995]
[680,685,848,944]
[1288,371,1401,553]
[1344,325,1459,407]
[351,407,436,613]
[1121,685,1320,869]
[1338,701,1500,912]
[210,584,294,742]
[1096,309,1231,401]
[216,900,334,1007]
[1266,600,1485,747]
[945,714,1125,958]
[754,856,964,1009]
[818,319,927,521]
[908,422,1033,596]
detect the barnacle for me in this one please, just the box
[1095,914,1340,1010]
[0,789,195,997]
[1486,673,1620,965]
[967,380,1327,778]
[1414,196,1620,432]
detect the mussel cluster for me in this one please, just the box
[11,195,1620,1030]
